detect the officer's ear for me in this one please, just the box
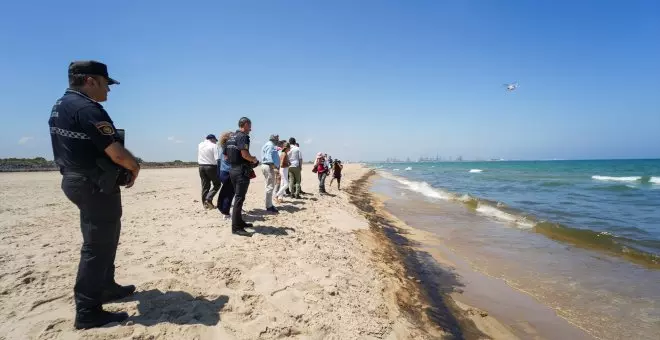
[84,75,97,88]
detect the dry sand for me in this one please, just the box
[0,165,452,340]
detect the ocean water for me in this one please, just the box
[370,159,660,339]
[376,159,660,266]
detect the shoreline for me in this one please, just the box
[348,170,522,339]
[358,170,596,339]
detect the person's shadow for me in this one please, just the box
[244,213,266,223]
[123,290,229,326]
[250,206,304,214]
[250,225,295,236]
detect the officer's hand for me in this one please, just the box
[126,167,140,188]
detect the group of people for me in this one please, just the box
[197,118,344,236]
[49,59,348,329]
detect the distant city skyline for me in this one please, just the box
[1,1,659,162]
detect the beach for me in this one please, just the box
[0,164,624,339]
[0,164,478,340]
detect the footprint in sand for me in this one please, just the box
[207,266,254,291]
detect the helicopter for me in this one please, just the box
[504,82,519,92]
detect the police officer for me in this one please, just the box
[49,61,140,329]
[225,117,259,236]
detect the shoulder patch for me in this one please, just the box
[95,121,115,136]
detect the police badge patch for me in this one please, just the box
[95,122,115,136]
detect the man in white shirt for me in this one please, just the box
[198,134,220,209]
[287,137,303,199]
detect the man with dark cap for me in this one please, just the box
[49,61,139,329]
[198,134,220,208]
[224,117,259,236]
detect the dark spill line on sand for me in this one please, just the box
[348,170,488,340]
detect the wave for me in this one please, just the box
[380,171,533,228]
[377,170,660,269]
[469,169,483,173]
[379,171,452,200]
[592,175,641,182]
[592,175,659,184]
[404,167,412,171]
[475,205,536,228]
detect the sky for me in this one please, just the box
[1,0,659,162]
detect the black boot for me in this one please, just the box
[101,284,136,303]
[74,307,129,329]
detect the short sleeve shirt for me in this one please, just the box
[226,131,251,166]
[235,132,250,152]
[48,90,118,170]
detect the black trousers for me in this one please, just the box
[229,166,250,229]
[217,170,234,215]
[199,164,221,202]
[61,173,122,310]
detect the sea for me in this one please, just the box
[368,159,660,339]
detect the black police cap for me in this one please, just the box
[68,60,120,85]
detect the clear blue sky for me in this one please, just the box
[1,0,658,162]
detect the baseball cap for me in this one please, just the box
[68,60,120,85]
[206,134,217,140]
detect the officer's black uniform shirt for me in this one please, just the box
[48,89,118,170]
[225,130,250,166]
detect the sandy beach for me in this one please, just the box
[1,165,464,340]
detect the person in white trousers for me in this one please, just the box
[274,142,291,203]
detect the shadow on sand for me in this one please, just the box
[120,290,228,326]
[250,206,304,215]
[249,225,295,236]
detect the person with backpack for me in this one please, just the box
[313,152,329,194]
[330,159,343,190]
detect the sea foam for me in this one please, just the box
[475,205,535,228]
[379,171,452,200]
[592,176,642,182]
[380,170,537,229]
[469,169,483,173]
